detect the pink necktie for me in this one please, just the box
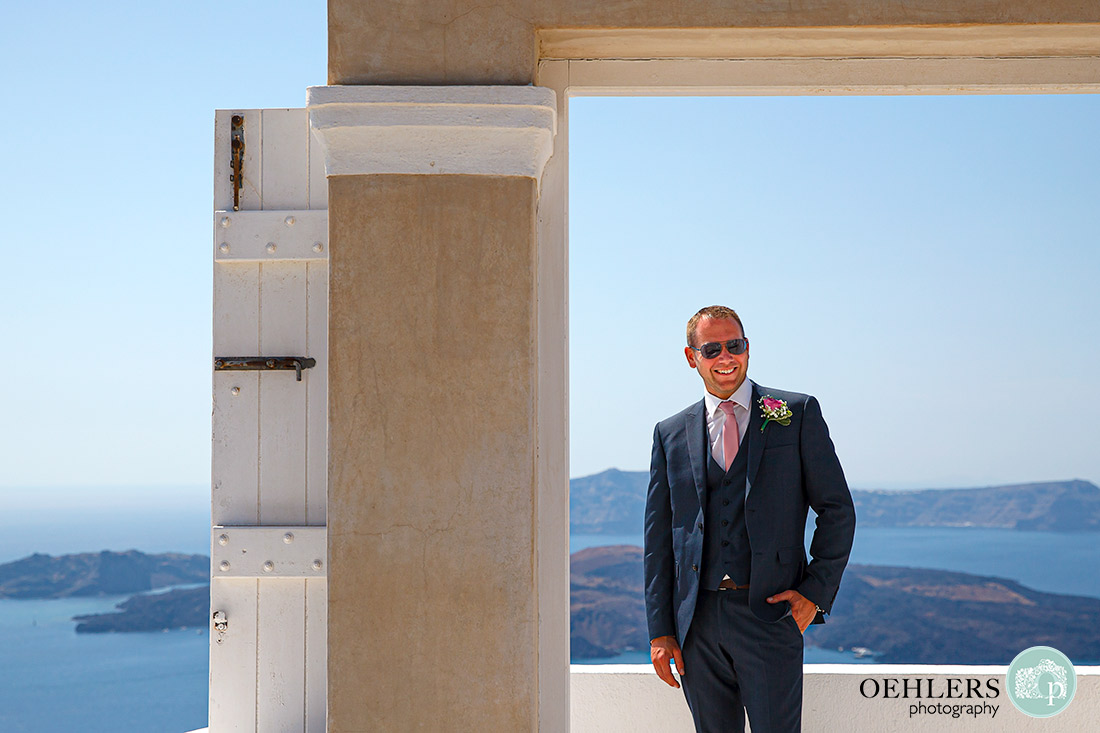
[719,401,740,471]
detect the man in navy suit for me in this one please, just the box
[644,305,855,733]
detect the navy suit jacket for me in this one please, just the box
[644,381,856,648]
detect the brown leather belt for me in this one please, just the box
[718,579,750,590]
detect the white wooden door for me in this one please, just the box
[210,108,328,732]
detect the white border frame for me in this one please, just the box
[534,54,1099,727]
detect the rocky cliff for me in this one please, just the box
[569,545,1100,664]
[0,550,208,599]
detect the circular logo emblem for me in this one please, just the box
[1006,646,1076,718]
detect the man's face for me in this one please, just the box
[684,316,749,399]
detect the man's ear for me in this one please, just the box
[684,346,697,368]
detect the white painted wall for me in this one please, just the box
[571,665,1100,733]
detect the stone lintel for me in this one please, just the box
[328,1,1100,85]
[307,85,557,179]
[539,23,1100,61]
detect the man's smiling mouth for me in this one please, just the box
[715,367,737,375]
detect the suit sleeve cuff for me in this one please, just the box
[795,576,831,615]
[647,620,676,642]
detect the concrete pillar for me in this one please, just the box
[308,86,566,731]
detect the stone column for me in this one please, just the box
[308,86,566,731]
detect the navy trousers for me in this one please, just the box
[680,589,804,733]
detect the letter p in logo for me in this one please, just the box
[1047,681,1065,707]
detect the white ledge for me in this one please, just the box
[570,665,1100,731]
[306,85,557,178]
[570,663,1100,675]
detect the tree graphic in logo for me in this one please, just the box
[1007,647,1076,718]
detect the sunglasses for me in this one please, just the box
[690,339,748,359]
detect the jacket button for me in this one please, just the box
[692,564,698,572]
[721,520,729,527]
[722,540,730,547]
[722,499,730,506]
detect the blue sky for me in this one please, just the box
[570,95,1100,487]
[1,1,326,504]
[1,3,1098,507]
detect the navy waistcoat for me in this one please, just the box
[700,438,751,590]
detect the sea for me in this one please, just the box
[0,505,211,733]
[570,526,1100,665]
[1,507,1099,731]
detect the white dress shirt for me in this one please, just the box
[703,378,753,469]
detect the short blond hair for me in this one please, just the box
[686,306,745,347]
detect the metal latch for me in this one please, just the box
[212,610,229,645]
[214,356,316,382]
[230,115,245,211]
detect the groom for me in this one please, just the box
[644,305,855,733]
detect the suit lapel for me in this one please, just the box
[684,399,708,511]
[746,381,765,497]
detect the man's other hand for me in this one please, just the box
[650,635,685,688]
[766,589,816,633]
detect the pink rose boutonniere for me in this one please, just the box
[758,395,793,433]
